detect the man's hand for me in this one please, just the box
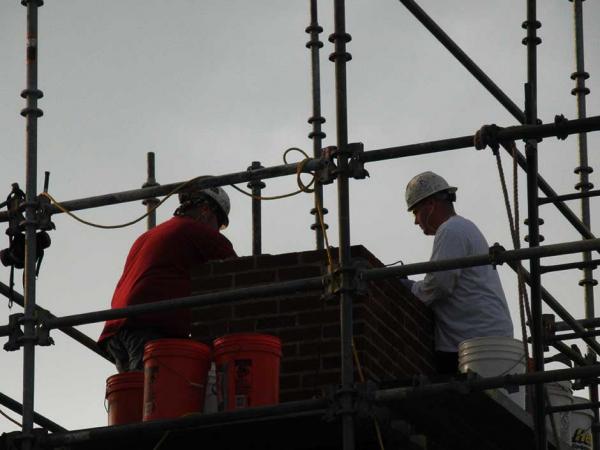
[400,278,415,290]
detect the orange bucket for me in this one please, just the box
[142,339,211,421]
[213,333,281,411]
[105,371,144,426]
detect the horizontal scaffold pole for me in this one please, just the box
[0,391,66,433]
[30,238,599,333]
[41,398,327,447]
[0,282,111,361]
[360,116,600,163]
[362,238,600,280]
[41,276,324,330]
[374,364,600,403]
[506,261,600,357]
[0,116,598,224]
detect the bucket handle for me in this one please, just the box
[150,359,205,390]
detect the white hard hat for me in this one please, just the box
[179,177,230,228]
[405,171,457,211]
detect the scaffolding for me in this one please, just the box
[1,0,600,449]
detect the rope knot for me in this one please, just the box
[474,124,502,153]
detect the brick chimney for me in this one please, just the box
[191,245,434,402]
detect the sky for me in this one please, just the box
[1,0,600,434]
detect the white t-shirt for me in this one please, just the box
[411,215,513,352]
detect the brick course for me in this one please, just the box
[191,245,434,402]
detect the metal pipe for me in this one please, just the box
[0,159,325,222]
[42,276,324,330]
[570,1,599,445]
[539,189,600,205]
[397,0,526,124]
[247,161,265,255]
[361,116,600,164]
[556,317,600,333]
[547,329,600,343]
[363,238,600,281]
[29,240,600,353]
[20,1,43,446]
[42,398,328,447]
[141,152,159,230]
[330,1,355,448]
[1,116,598,223]
[0,282,111,361]
[374,364,600,403]
[0,391,66,433]
[552,341,587,366]
[306,0,327,250]
[540,259,600,274]
[523,0,545,445]
[548,401,600,414]
[508,260,600,358]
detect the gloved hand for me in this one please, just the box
[400,277,415,290]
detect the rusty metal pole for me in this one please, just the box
[306,0,327,250]
[569,1,599,448]
[247,161,265,255]
[142,152,159,230]
[330,1,355,449]
[20,0,44,448]
[523,0,546,448]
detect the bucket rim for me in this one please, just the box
[213,333,282,357]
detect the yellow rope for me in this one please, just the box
[353,338,386,450]
[40,176,203,230]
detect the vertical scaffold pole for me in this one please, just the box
[569,1,599,447]
[142,152,159,230]
[330,1,355,449]
[523,0,546,448]
[20,0,44,448]
[306,0,327,250]
[247,161,265,255]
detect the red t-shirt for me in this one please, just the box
[98,216,236,343]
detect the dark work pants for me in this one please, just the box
[104,328,168,373]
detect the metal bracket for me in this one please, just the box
[3,429,47,450]
[488,242,506,269]
[317,146,339,185]
[347,142,369,180]
[3,313,24,352]
[323,259,370,302]
[542,314,555,352]
[317,143,369,184]
[35,193,56,232]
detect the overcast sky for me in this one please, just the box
[1,0,600,433]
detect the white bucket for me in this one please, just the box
[546,381,573,446]
[458,336,526,408]
[571,396,593,450]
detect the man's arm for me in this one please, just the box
[411,225,466,305]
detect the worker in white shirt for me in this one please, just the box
[402,171,513,374]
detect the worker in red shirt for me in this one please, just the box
[98,180,237,372]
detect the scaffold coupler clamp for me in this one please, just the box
[35,309,54,347]
[4,428,47,450]
[317,146,339,185]
[488,242,505,270]
[323,384,359,423]
[323,259,369,303]
[473,124,502,154]
[347,142,369,180]
[3,313,24,351]
[542,314,555,352]
[355,381,387,423]
[554,114,569,141]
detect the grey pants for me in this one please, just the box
[105,328,167,373]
